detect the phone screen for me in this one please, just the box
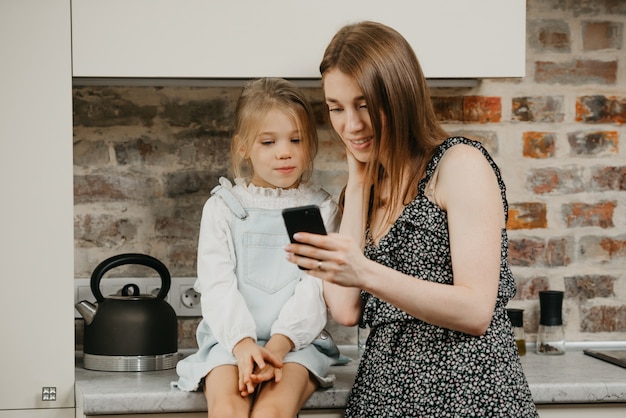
[282,205,327,244]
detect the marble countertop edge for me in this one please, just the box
[75,343,626,415]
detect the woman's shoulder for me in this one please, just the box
[437,140,494,180]
[442,139,485,159]
[439,136,486,154]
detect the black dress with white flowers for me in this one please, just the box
[345,137,538,417]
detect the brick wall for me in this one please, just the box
[73,0,626,348]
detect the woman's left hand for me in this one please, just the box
[284,232,365,288]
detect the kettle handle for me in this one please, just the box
[90,253,171,302]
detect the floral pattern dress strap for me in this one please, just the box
[419,136,509,221]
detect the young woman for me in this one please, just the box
[285,21,538,417]
[176,78,341,418]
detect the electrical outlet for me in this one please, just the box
[173,277,202,317]
[181,287,201,308]
[74,277,201,317]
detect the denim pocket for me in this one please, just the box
[242,232,299,294]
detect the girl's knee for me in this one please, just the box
[208,400,249,418]
[207,391,251,418]
[250,404,294,418]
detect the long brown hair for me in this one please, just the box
[320,21,448,237]
[231,77,318,182]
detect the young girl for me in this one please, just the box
[175,77,341,418]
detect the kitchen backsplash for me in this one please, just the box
[74,0,626,350]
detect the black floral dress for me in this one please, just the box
[345,137,538,417]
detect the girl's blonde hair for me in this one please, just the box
[231,78,318,183]
[320,21,448,235]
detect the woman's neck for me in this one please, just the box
[368,174,413,244]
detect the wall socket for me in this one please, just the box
[74,277,201,317]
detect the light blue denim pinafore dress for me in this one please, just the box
[175,184,339,391]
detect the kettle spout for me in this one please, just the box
[75,300,97,325]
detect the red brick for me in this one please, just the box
[578,236,626,263]
[161,97,233,130]
[562,201,616,228]
[535,60,617,84]
[522,132,556,158]
[600,237,626,257]
[545,237,572,267]
[165,245,198,275]
[192,135,233,167]
[74,214,139,249]
[513,276,550,300]
[163,170,218,197]
[178,318,201,348]
[73,87,158,127]
[567,130,618,156]
[527,19,571,52]
[582,21,623,51]
[508,238,545,267]
[74,174,159,203]
[576,96,626,124]
[432,96,464,123]
[565,275,616,300]
[580,305,626,332]
[512,96,564,122]
[114,138,160,165]
[74,139,112,167]
[527,167,585,194]
[591,166,626,191]
[533,1,626,15]
[508,202,548,230]
[463,96,501,123]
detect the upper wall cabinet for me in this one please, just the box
[71,0,526,79]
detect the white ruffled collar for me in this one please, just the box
[219,177,322,209]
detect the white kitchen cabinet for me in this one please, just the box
[0,0,75,416]
[71,0,525,79]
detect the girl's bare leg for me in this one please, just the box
[250,363,317,418]
[204,365,252,418]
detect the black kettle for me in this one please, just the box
[75,253,179,371]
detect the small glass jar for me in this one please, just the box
[537,324,565,355]
[536,290,565,355]
[357,325,370,357]
[506,308,526,356]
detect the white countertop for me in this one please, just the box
[75,344,626,416]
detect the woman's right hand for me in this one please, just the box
[232,338,283,397]
[345,151,368,187]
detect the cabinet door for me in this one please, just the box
[72,0,525,79]
[0,0,75,412]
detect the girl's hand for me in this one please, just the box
[248,333,291,385]
[232,338,283,397]
[250,362,283,385]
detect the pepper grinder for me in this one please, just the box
[506,308,526,356]
[536,290,565,355]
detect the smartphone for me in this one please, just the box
[282,205,327,270]
[282,205,327,243]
